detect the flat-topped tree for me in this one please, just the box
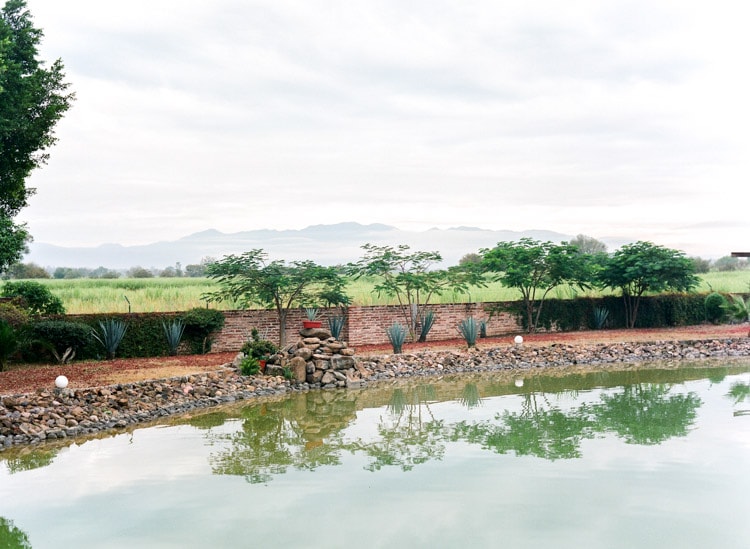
[203,250,347,346]
[348,243,485,341]
[596,241,699,329]
[480,238,591,333]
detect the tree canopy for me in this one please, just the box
[348,243,484,340]
[596,241,698,328]
[204,249,347,345]
[0,0,74,273]
[480,238,590,332]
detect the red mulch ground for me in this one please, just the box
[1,324,747,396]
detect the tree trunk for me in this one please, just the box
[278,310,288,347]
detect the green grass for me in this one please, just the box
[6,271,749,314]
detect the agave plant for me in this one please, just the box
[385,322,407,354]
[327,314,346,340]
[92,319,128,360]
[162,318,186,356]
[592,307,610,330]
[457,317,478,348]
[417,310,436,342]
[304,307,319,321]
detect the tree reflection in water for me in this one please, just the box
[207,372,713,480]
[209,397,347,484]
[727,380,750,416]
[0,517,32,549]
[350,384,447,471]
[4,363,746,483]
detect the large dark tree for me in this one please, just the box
[0,0,74,272]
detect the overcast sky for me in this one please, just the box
[17,0,750,258]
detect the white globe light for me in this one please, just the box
[55,375,68,389]
[514,335,524,345]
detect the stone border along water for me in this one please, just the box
[2,338,750,450]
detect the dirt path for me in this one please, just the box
[1,324,747,396]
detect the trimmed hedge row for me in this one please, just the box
[498,293,716,333]
[21,309,225,362]
[15,292,747,363]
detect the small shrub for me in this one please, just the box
[183,308,225,354]
[386,322,407,354]
[1,281,65,316]
[240,328,278,359]
[0,320,19,371]
[239,356,261,376]
[458,317,479,348]
[24,320,94,363]
[723,295,749,324]
[283,366,294,380]
[0,302,29,330]
[92,319,128,359]
[705,292,728,324]
[417,310,436,342]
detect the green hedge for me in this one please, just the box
[508,293,709,332]
[49,309,225,360]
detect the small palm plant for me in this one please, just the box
[386,322,407,354]
[92,319,128,360]
[458,317,479,348]
[162,318,186,356]
[723,295,750,335]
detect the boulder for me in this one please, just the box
[330,356,356,371]
[294,347,313,361]
[289,357,307,383]
[300,327,332,339]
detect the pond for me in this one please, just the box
[1,359,749,549]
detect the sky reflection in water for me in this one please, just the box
[1,359,749,549]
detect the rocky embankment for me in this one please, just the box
[2,337,749,449]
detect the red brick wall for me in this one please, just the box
[211,302,522,351]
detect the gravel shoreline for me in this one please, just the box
[2,337,750,450]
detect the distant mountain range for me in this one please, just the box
[25,223,630,270]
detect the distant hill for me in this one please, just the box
[25,223,629,270]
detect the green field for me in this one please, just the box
[10,271,749,314]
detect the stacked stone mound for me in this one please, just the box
[264,326,361,388]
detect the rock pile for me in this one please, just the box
[356,338,750,380]
[263,326,360,388]
[2,337,749,450]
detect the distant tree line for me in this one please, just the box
[1,257,218,279]
[4,243,747,282]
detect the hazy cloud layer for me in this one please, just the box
[17,0,750,258]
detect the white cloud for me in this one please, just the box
[15,0,750,257]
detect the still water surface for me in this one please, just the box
[2,359,749,549]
